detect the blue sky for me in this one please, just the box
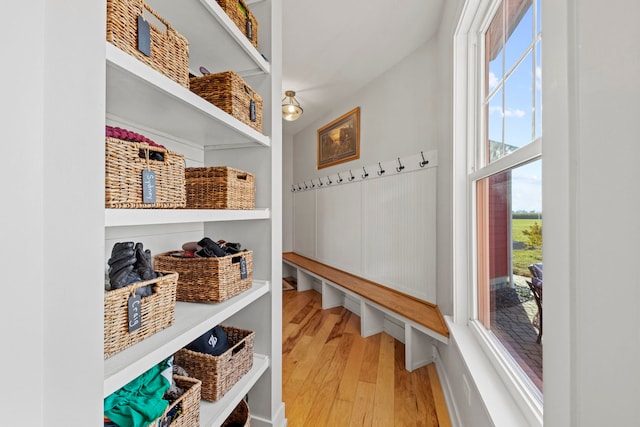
[486,1,542,213]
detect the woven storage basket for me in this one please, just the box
[106,0,189,87]
[105,137,186,209]
[104,272,178,359]
[216,0,258,48]
[185,167,255,210]
[149,375,202,427]
[174,326,255,401]
[154,251,253,303]
[189,71,263,132]
[222,399,250,427]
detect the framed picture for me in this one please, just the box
[317,107,360,169]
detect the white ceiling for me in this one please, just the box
[281,0,445,135]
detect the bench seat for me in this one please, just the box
[282,252,449,371]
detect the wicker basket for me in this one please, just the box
[174,326,255,401]
[189,71,263,132]
[154,251,253,303]
[106,0,189,87]
[151,375,202,427]
[222,399,250,427]
[104,272,178,359]
[185,167,255,210]
[105,137,186,209]
[217,0,258,48]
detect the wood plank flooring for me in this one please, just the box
[283,289,452,427]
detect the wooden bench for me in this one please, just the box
[282,252,449,371]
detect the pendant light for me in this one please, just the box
[282,90,303,121]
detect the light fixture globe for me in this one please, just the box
[282,90,303,121]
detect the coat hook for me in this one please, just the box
[327,176,332,185]
[291,184,296,192]
[348,170,355,181]
[304,181,308,189]
[419,151,429,168]
[377,162,386,176]
[318,177,324,186]
[362,166,369,179]
[337,172,343,183]
[297,184,302,191]
[396,157,405,172]
[311,179,316,188]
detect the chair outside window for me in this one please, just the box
[527,263,543,343]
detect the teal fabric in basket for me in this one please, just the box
[104,357,173,427]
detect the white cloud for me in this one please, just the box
[504,108,526,118]
[488,72,498,90]
[490,106,526,118]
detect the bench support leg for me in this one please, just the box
[405,326,434,372]
[322,281,343,309]
[296,269,314,291]
[361,301,385,337]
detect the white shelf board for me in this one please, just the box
[200,354,269,426]
[106,43,270,148]
[104,280,270,396]
[105,208,270,227]
[147,0,270,76]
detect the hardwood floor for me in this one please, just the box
[283,289,451,427]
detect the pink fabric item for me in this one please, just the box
[106,125,165,149]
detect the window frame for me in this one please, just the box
[452,0,544,424]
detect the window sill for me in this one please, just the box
[441,316,543,427]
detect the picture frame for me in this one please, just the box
[317,107,360,169]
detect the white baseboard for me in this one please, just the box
[251,402,287,427]
[433,345,462,427]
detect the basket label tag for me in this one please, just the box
[128,294,142,333]
[246,18,253,40]
[138,15,152,57]
[249,100,256,122]
[142,170,156,203]
[239,257,248,279]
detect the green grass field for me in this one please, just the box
[512,218,542,276]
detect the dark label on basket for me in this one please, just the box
[137,15,151,57]
[128,294,142,333]
[246,18,253,40]
[249,100,256,122]
[239,257,248,279]
[142,170,156,203]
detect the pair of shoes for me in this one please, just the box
[218,240,242,254]
[196,237,227,258]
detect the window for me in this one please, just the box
[473,0,543,397]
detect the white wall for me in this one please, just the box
[2,0,107,425]
[287,41,441,301]
[282,133,294,251]
[291,41,438,182]
[1,2,46,425]
[543,0,640,425]
[435,0,463,318]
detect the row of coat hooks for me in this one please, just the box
[291,150,437,192]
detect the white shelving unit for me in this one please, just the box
[106,42,270,148]
[105,208,271,227]
[103,0,284,425]
[104,281,270,396]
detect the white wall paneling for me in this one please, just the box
[293,152,438,303]
[293,189,316,258]
[362,167,437,301]
[316,182,363,273]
